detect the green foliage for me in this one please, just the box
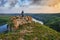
[0,16,10,26]
[0,22,60,40]
[31,14,60,32]
[0,14,60,40]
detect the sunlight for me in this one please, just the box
[55,3,60,9]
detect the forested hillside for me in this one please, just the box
[29,14,60,32]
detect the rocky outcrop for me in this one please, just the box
[10,16,32,30]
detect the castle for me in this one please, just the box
[10,11,32,30]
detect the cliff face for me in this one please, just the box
[10,16,32,29]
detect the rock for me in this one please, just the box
[10,16,32,30]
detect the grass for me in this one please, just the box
[0,22,60,40]
[0,15,60,40]
[0,16,10,26]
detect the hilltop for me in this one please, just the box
[0,14,60,40]
[0,21,60,40]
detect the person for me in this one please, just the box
[21,10,24,17]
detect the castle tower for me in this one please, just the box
[21,10,24,17]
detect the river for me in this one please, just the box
[0,18,44,33]
[32,18,44,25]
[0,24,8,33]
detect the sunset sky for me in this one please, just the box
[0,0,60,13]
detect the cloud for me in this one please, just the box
[9,0,18,8]
[0,0,7,7]
[0,0,59,7]
[0,0,51,7]
[30,0,42,5]
[0,0,60,13]
[30,0,60,7]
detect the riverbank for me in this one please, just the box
[0,24,8,33]
[32,18,43,25]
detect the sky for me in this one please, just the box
[0,0,60,13]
